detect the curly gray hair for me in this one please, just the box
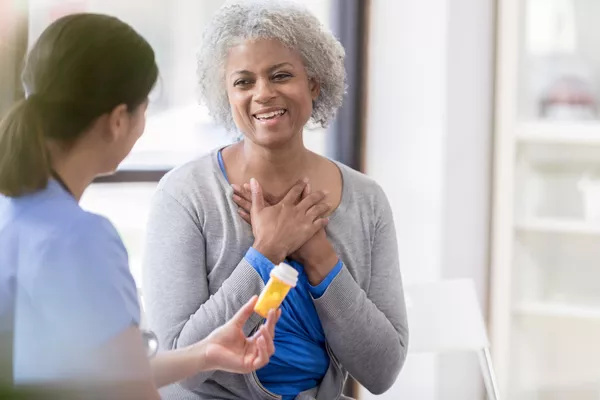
[197,0,346,131]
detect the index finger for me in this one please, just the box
[231,295,259,327]
[264,308,280,339]
[282,179,307,205]
[233,184,252,201]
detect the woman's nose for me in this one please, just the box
[254,79,276,103]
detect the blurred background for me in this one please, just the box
[2,0,600,399]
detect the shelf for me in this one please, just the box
[514,302,600,320]
[517,122,600,145]
[516,218,600,235]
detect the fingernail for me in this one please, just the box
[250,178,258,192]
[302,177,309,183]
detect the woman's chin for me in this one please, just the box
[252,129,300,149]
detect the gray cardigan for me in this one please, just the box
[142,149,408,400]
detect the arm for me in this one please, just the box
[312,187,408,395]
[150,296,278,388]
[142,189,266,389]
[150,340,205,389]
[32,217,159,399]
[232,181,409,393]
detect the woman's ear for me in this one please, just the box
[105,104,130,142]
[309,78,320,101]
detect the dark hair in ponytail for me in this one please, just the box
[0,13,158,197]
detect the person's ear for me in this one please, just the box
[105,104,130,143]
[309,78,320,101]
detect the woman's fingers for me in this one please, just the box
[297,190,327,213]
[282,180,307,205]
[233,193,252,213]
[252,336,270,369]
[256,328,275,359]
[228,296,259,329]
[306,202,331,220]
[238,208,251,224]
[264,309,280,340]
[313,217,330,230]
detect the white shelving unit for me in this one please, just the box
[515,302,600,320]
[516,122,600,145]
[516,217,600,235]
[491,0,600,399]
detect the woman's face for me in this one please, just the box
[225,38,320,148]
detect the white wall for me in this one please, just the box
[360,0,495,398]
[437,0,495,397]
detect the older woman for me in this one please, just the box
[142,1,408,399]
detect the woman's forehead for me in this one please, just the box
[225,39,304,74]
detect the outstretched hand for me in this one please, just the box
[203,296,280,374]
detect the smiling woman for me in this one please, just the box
[225,39,321,149]
[142,1,408,400]
[196,1,345,133]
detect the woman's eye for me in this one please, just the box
[234,79,251,87]
[273,73,291,81]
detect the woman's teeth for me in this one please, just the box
[255,110,286,120]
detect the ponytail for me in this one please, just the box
[0,97,51,197]
[0,13,158,198]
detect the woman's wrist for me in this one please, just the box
[252,241,286,265]
[188,340,211,373]
[150,341,210,388]
[305,251,339,286]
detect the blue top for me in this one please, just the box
[218,150,343,399]
[0,180,140,383]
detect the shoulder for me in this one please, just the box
[158,150,218,192]
[336,162,381,190]
[33,213,140,349]
[155,149,224,208]
[335,161,390,206]
[38,211,138,309]
[42,211,128,274]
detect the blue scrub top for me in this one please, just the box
[0,179,140,383]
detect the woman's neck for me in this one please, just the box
[234,138,314,197]
[48,143,98,201]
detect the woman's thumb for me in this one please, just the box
[250,178,265,214]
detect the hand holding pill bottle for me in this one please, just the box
[254,263,298,318]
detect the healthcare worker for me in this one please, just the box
[0,13,279,400]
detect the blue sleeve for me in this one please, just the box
[244,247,275,283]
[308,260,343,299]
[35,214,140,347]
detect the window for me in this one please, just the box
[29,0,338,288]
[80,183,156,283]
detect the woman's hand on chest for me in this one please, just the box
[232,180,339,285]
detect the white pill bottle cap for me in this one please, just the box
[270,263,299,287]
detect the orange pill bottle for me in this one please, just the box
[254,263,299,318]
